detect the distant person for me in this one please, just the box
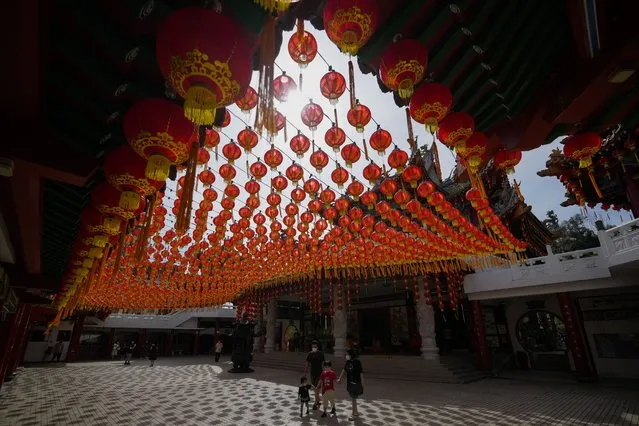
[319,361,338,418]
[297,376,313,417]
[148,343,158,367]
[214,339,223,363]
[304,340,325,410]
[52,341,64,362]
[44,345,53,362]
[124,341,136,365]
[338,349,364,421]
[111,341,120,360]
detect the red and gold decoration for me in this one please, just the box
[409,83,453,133]
[323,0,378,55]
[156,8,252,125]
[493,148,522,174]
[563,132,604,198]
[379,38,428,100]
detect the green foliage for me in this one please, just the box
[544,210,600,253]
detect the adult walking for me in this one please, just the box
[304,340,325,411]
[338,349,364,421]
[52,340,64,362]
[124,341,136,365]
[111,341,120,360]
[148,343,158,367]
[214,339,223,362]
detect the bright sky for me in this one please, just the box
[161,26,630,236]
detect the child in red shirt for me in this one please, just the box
[319,361,338,417]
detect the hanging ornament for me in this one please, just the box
[347,100,371,133]
[402,165,423,188]
[323,0,379,55]
[237,127,259,154]
[564,132,603,198]
[369,126,392,155]
[493,148,522,174]
[253,0,300,13]
[288,23,318,68]
[92,182,145,221]
[290,131,311,158]
[264,146,284,170]
[250,160,268,181]
[219,163,237,183]
[363,161,382,185]
[325,124,346,152]
[379,38,428,100]
[331,164,349,189]
[301,100,324,132]
[235,86,258,112]
[388,147,409,173]
[156,8,252,125]
[437,112,475,155]
[273,72,298,102]
[341,142,361,167]
[204,128,220,150]
[458,132,488,174]
[409,83,453,133]
[320,67,347,105]
[310,149,329,173]
[222,141,242,165]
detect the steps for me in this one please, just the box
[250,353,490,384]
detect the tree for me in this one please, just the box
[545,210,600,253]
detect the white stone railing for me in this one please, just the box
[103,306,236,329]
[598,218,639,267]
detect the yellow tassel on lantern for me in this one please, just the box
[119,191,140,210]
[146,154,171,181]
[579,156,593,169]
[183,85,217,126]
[588,168,603,198]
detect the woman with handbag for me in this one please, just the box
[337,349,364,421]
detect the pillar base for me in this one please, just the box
[334,337,346,358]
[264,344,275,354]
[420,347,440,361]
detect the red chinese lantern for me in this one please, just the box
[204,129,220,149]
[222,141,242,164]
[310,149,329,173]
[493,149,522,174]
[347,101,371,133]
[409,83,453,133]
[417,181,435,199]
[218,110,232,129]
[402,165,423,188]
[301,101,324,131]
[249,160,268,181]
[219,163,236,183]
[360,191,377,210]
[459,132,488,174]
[274,72,297,102]
[203,188,218,202]
[379,39,428,99]
[104,146,163,209]
[323,0,379,55]
[224,183,240,199]
[265,110,286,136]
[369,127,392,155]
[304,178,321,197]
[388,147,409,173]
[198,169,215,186]
[123,98,194,182]
[347,180,364,201]
[437,112,474,154]
[237,127,259,154]
[82,206,122,236]
[290,132,311,158]
[236,86,258,112]
[264,146,284,170]
[286,163,304,184]
[156,8,252,125]
[244,179,260,196]
[341,142,361,167]
[331,165,349,188]
[325,125,346,152]
[92,182,145,221]
[393,189,411,209]
[379,178,398,200]
[320,68,346,105]
[197,147,210,165]
[363,162,382,185]
[563,132,602,168]
[291,187,306,204]
[288,30,318,68]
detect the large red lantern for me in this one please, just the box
[563,132,602,168]
[459,132,488,174]
[274,72,298,102]
[320,68,347,105]
[323,0,378,55]
[363,162,381,185]
[341,142,361,167]
[437,112,474,154]
[286,163,304,184]
[235,86,258,112]
[222,141,242,164]
[123,98,194,182]
[493,149,522,174]
[310,149,329,173]
[250,160,268,181]
[264,146,284,170]
[156,8,252,125]
[325,125,346,152]
[409,83,453,133]
[347,102,371,133]
[379,39,428,100]
[92,182,145,221]
[198,169,215,186]
[104,146,163,209]
[290,132,311,158]
[219,163,237,183]
[288,30,318,68]
[237,127,259,154]
[369,127,392,155]
[301,101,324,131]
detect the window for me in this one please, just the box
[593,334,639,359]
[516,311,567,353]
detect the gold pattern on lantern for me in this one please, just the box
[384,59,425,98]
[328,7,373,55]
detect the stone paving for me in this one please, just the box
[0,356,638,426]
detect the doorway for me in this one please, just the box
[359,307,389,354]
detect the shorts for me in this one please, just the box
[322,390,335,407]
[347,382,363,399]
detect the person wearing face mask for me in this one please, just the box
[304,340,325,410]
[337,349,364,421]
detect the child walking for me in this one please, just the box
[298,377,313,417]
[319,361,338,418]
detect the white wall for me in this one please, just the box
[24,321,74,363]
[575,287,639,379]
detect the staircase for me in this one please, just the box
[251,352,489,384]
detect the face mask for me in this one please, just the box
[312,348,318,352]
[345,355,351,361]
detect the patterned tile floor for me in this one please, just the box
[0,356,638,426]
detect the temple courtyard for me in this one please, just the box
[0,357,638,426]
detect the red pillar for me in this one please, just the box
[0,303,30,386]
[557,292,594,379]
[66,315,85,363]
[193,331,200,355]
[470,300,492,370]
